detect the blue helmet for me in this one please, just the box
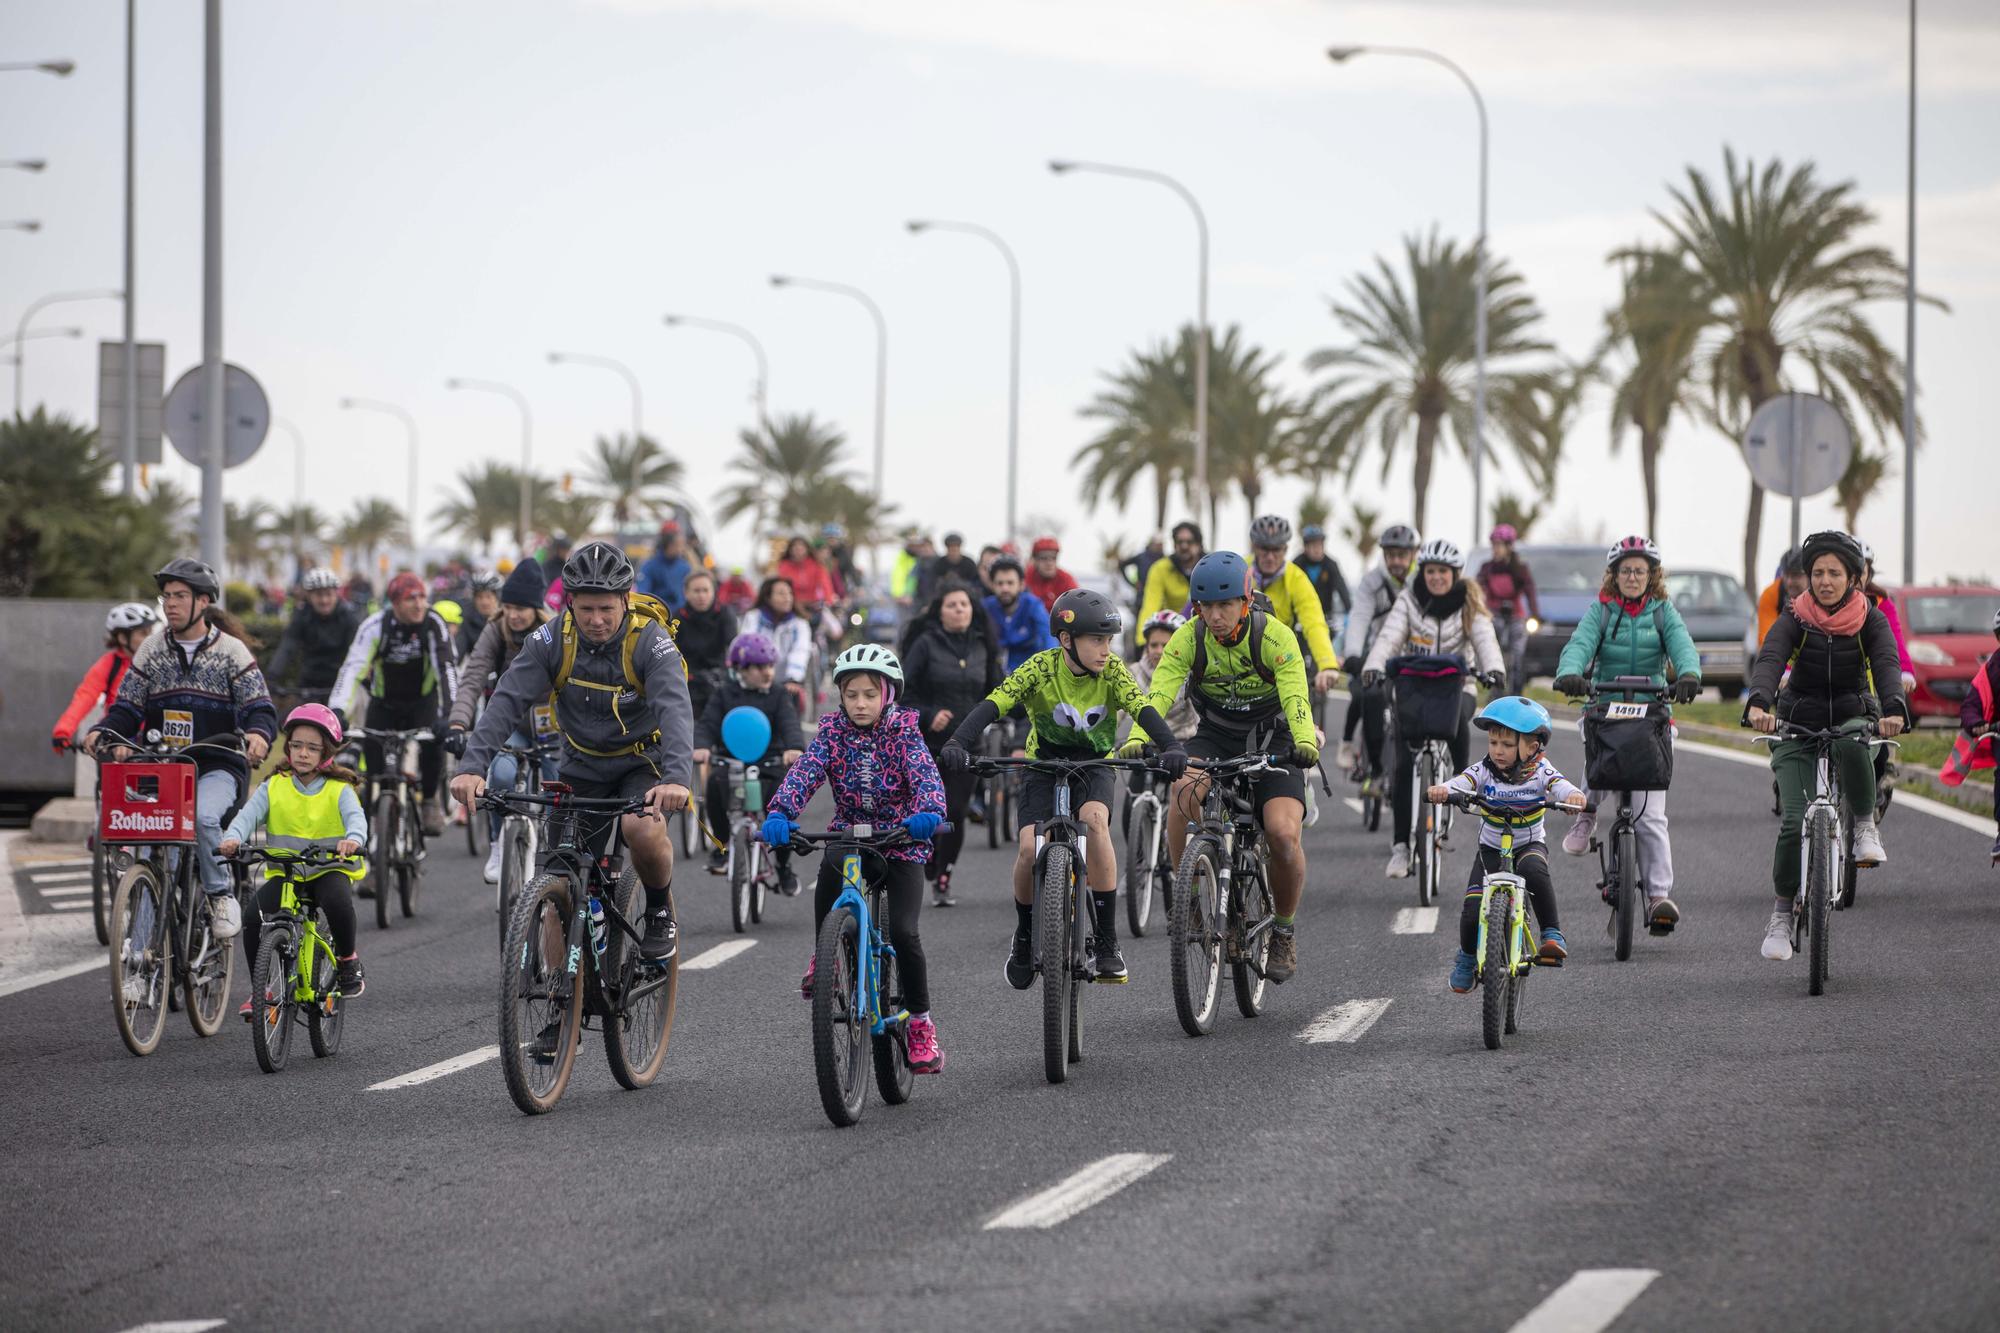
[1473,695,1553,743]
[1188,551,1253,604]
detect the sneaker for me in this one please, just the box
[1265,925,1297,984]
[1385,844,1411,879]
[482,843,504,885]
[800,955,816,1002]
[779,864,800,897]
[207,893,240,940]
[1449,949,1477,993]
[336,956,366,998]
[1851,818,1887,867]
[641,912,678,961]
[1536,927,1568,964]
[1990,832,2000,866]
[529,1018,563,1064]
[1003,933,1035,990]
[1090,937,1129,982]
[1303,784,1320,828]
[932,870,956,908]
[705,848,727,876]
[239,998,254,1021]
[1337,740,1357,772]
[1760,908,1794,961]
[1647,896,1680,935]
[421,800,446,838]
[906,1014,944,1074]
[1562,814,1594,857]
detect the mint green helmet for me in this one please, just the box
[830,642,903,688]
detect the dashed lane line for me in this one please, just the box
[1300,998,1394,1044]
[1342,797,1364,815]
[681,938,757,971]
[985,1153,1173,1230]
[114,1322,226,1333]
[0,957,100,1000]
[1506,1268,1660,1333]
[1391,907,1439,934]
[366,1045,499,1091]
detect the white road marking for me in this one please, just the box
[28,869,94,884]
[985,1153,1172,1230]
[47,901,90,911]
[1678,738,1992,834]
[37,884,92,897]
[1300,997,1394,1044]
[366,1045,499,1091]
[681,938,757,971]
[113,1322,225,1333]
[1506,1268,1660,1333]
[1342,797,1364,815]
[0,957,101,999]
[1391,907,1439,934]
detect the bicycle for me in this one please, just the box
[1385,658,1470,908]
[972,754,1155,1084]
[1445,790,1560,1051]
[222,845,355,1073]
[93,731,244,1056]
[483,785,679,1114]
[718,756,791,934]
[1750,717,1881,997]
[1121,764,1171,938]
[1345,696,1390,834]
[977,720,1022,850]
[56,744,115,945]
[491,738,561,947]
[787,822,948,1127]
[1403,728,1457,910]
[1574,676,1673,962]
[352,726,433,929]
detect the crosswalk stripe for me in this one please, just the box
[366,1046,499,1091]
[1390,907,1438,934]
[1506,1268,1660,1333]
[29,870,93,884]
[37,885,92,897]
[115,1322,226,1333]
[682,938,757,971]
[985,1153,1172,1230]
[1300,997,1393,1044]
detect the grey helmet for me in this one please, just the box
[561,540,636,594]
[1379,525,1420,552]
[154,557,220,600]
[300,567,341,593]
[1248,514,1293,550]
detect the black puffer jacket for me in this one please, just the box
[1745,596,1910,730]
[902,618,1002,754]
[269,602,364,691]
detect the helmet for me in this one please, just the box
[1031,536,1061,556]
[1142,609,1186,637]
[106,601,159,633]
[385,571,426,603]
[988,554,1025,579]
[1859,539,1875,566]
[1416,538,1465,571]
[726,632,779,669]
[1606,536,1661,569]
[1188,550,1254,604]
[470,569,503,594]
[1379,525,1420,552]
[1248,515,1292,549]
[1799,530,1865,580]
[153,557,220,601]
[1299,523,1326,541]
[300,567,340,593]
[562,540,636,594]
[831,642,904,688]
[433,598,463,627]
[1474,695,1554,744]
[1049,588,1121,637]
[280,703,344,754]
[1489,523,1518,544]
[942,531,964,546]
[820,521,846,540]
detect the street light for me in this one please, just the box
[1328,43,1490,537]
[445,376,534,546]
[770,274,888,503]
[0,60,75,76]
[13,288,122,415]
[662,313,768,426]
[1,160,46,172]
[1,220,42,232]
[548,350,643,439]
[1,326,83,409]
[338,397,422,570]
[907,219,1023,543]
[1049,158,1210,527]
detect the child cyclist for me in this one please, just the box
[938,588,1188,986]
[50,603,160,753]
[1426,695,1586,992]
[218,704,368,1005]
[1121,609,1200,833]
[694,632,804,890]
[760,645,950,1073]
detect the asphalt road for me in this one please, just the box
[2,724,1997,1333]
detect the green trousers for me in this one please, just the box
[1769,737,1876,898]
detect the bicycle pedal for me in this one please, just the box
[1089,972,1130,985]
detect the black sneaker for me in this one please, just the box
[1990,832,2000,866]
[529,1018,563,1064]
[1003,933,1035,990]
[1091,937,1129,982]
[705,849,727,876]
[779,865,800,897]
[336,956,366,998]
[932,870,956,908]
[641,912,679,962]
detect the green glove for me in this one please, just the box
[1116,736,1150,760]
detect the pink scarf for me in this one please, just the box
[1789,590,1868,636]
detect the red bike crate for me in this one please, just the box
[99,762,198,844]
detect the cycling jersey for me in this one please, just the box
[984,648,1150,757]
[1145,615,1316,751]
[1442,755,1581,849]
[329,609,459,717]
[1253,560,1340,670]
[268,602,363,693]
[1139,557,1194,623]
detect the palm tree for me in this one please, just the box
[1490,491,1546,541]
[143,477,197,544]
[1205,325,1303,535]
[1340,501,1381,562]
[433,462,536,553]
[1640,149,1937,588]
[0,409,187,597]
[585,433,685,528]
[1492,357,1595,497]
[337,498,407,573]
[1600,247,1706,541]
[1298,493,1331,533]
[541,492,604,539]
[223,499,276,578]
[1075,337,1192,532]
[1303,229,1555,534]
[1835,447,1894,533]
[272,503,328,573]
[716,413,854,533]
[814,479,900,552]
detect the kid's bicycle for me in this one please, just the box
[223,845,356,1073]
[717,756,791,934]
[1445,790,1561,1051]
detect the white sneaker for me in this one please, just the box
[1851,819,1887,867]
[208,893,240,940]
[1385,844,1411,879]
[483,842,504,885]
[1304,783,1320,828]
[1336,740,1357,771]
[1760,909,1793,961]
[1562,814,1595,857]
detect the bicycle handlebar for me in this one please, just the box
[221,845,352,868]
[85,730,246,761]
[352,727,437,743]
[1583,676,1669,700]
[1189,753,1306,774]
[476,789,656,817]
[785,823,954,857]
[970,755,1156,774]
[1445,790,1573,817]
[1745,719,1881,743]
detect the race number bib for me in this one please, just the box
[161,709,195,749]
[531,703,559,739]
[1604,702,1649,721]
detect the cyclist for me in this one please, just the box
[1756,548,1809,647]
[1339,524,1420,778]
[1550,537,1701,933]
[329,570,459,838]
[1139,522,1204,623]
[984,554,1055,673]
[449,539,695,966]
[1248,513,1343,695]
[760,644,949,1074]
[637,520,695,613]
[900,581,1004,907]
[51,602,160,754]
[1938,608,2000,864]
[743,576,816,718]
[86,558,278,942]
[1133,552,1318,982]
[1292,522,1351,626]
[458,569,503,658]
[1746,530,1907,960]
[673,566,736,724]
[1025,536,1078,611]
[692,632,804,889]
[1476,524,1541,695]
[267,567,363,709]
[939,588,1187,985]
[1358,538,1507,879]
[446,558,556,883]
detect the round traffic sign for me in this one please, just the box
[163,362,270,469]
[1740,392,1852,499]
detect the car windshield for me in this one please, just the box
[1525,550,1607,595]
[1904,594,2000,636]
[1666,571,1751,615]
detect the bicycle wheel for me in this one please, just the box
[463,790,486,858]
[1124,799,1157,938]
[985,774,1001,849]
[1506,917,1529,1036]
[603,870,676,1091]
[1806,811,1833,997]
[1413,750,1437,908]
[810,903,870,1125]
[249,925,295,1073]
[307,926,344,1059]
[371,792,396,929]
[728,826,752,934]
[1612,823,1638,963]
[1038,843,1076,1084]
[91,836,111,946]
[678,801,697,859]
[397,795,421,919]
[109,861,171,1057]
[1231,857,1273,1019]
[1481,887,1510,1051]
[872,945,915,1106]
[498,820,532,948]
[1168,839,1223,1037]
[749,841,767,925]
[499,873,584,1115]
[181,886,235,1038]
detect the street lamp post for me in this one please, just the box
[1328,44,1489,538]
[0,60,76,76]
[1049,159,1209,528]
[769,275,887,502]
[1901,0,1918,585]
[548,350,643,439]
[906,219,1022,544]
[1,326,84,401]
[662,314,769,426]
[122,0,138,496]
[445,377,534,546]
[339,397,421,570]
[1,221,42,232]
[0,160,47,172]
[13,289,122,415]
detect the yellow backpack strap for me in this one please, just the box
[551,608,580,705]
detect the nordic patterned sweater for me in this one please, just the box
[95,625,278,784]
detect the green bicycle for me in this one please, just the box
[1446,790,1560,1051]
[224,845,357,1073]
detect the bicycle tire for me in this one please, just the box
[603,870,676,1091]
[729,826,752,934]
[499,873,584,1115]
[397,794,421,920]
[109,861,170,1057]
[91,836,110,947]
[985,774,1000,850]
[1506,917,1528,1036]
[249,926,294,1073]
[811,904,870,1126]
[1807,811,1833,997]
[1481,887,1510,1051]
[371,792,396,929]
[463,790,486,859]
[182,889,234,1038]
[1231,854,1272,1019]
[1363,782,1382,834]
[1414,749,1437,908]
[1038,843,1077,1083]
[873,946,915,1106]
[498,820,532,948]
[1168,839,1223,1037]
[1613,823,1638,962]
[749,841,767,925]
[1840,810,1862,909]
[1124,799,1157,938]
[306,925,344,1059]
[678,801,697,860]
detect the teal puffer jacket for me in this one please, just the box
[1556,596,1701,701]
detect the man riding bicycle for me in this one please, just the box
[1476,525,1540,696]
[268,567,363,709]
[1248,513,1343,706]
[329,570,460,838]
[1338,524,1420,777]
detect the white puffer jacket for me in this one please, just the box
[1361,584,1505,693]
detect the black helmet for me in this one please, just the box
[561,540,635,594]
[1799,530,1865,581]
[1049,588,1122,637]
[154,557,220,601]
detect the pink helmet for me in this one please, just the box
[1489,523,1518,544]
[726,631,779,669]
[281,703,344,761]
[1607,535,1661,568]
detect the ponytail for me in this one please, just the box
[204,603,261,651]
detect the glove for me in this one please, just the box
[50,732,69,754]
[902,812,942,841]
[1358,669,1384,690]
[442,727,468,758]
[1480,670,1507,691]
[1671,676,1700,705]
[1552,674,1589,699]
[1156,745,1189,781]
[938,741,970,773]
[1116,736,1150,760]
[1291,740,1321,769]
[1900,671,1917,695]
[760,813,797,847]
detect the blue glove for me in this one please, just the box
[760,813,797,847]
[902,812,942,841]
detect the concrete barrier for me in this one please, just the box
[0,598,115,794]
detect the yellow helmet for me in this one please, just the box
[496,558,516,575]
[433,598,463,626]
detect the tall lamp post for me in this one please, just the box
[338,397,421,570]
[1901,0,1918,585]
[445,376,534,547]
[548,350,643,439]
[662,313,768,426]
[769,274,887,502]
[1328,43,1489,538]
[1049,159,1209,527]
[1,326,83,401]
[0,160,47,172]
[13,288,121,415]
[2,220,43,232]
[906,219,1022,543]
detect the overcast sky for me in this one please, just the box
[5,0,1994,583]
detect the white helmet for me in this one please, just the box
[300,567,340,592]
[1416,538,1465,571]
[106,601,160,633]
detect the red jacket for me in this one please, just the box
[1025,565,1077,611]
[1941,653,1998,787]
[776,557,835,609]
[52,649,130,747]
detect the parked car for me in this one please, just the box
[1886,584,2000,719]
[1664,568,1756,697]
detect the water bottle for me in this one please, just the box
[743,763,764,813]
[588,896,606,957]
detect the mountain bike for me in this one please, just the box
[787,822,947,1127]
[57,744,115,945]
[93,732,244,1056]
[484,785,678,1114]
[978,720,1021,850]
[1576,676,1672,962]
[491,738,560,947]
[1445,790,1560,1051]
[1752,718,1880,997]
[1347,698,1390,834]
[353,727,432,929]
[222,845,356,1073]
[718,756,790,934]
[1121,764,1171,938]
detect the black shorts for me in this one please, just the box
[1187,723,1305,813]
[560,764,659,853]
[1016,764,1117,833]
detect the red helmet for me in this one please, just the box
[281,703,343,762]
[386,571,425,602]
[1031,536,1060,556]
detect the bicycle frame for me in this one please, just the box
[827,845,899,1038]
[1185,757,1283,961]
[1473,825,1535,983]
[520,791,672,1022]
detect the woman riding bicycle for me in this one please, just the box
[51,602,160,754]
[743,576,816,718]
[1551,536,1702,935]
[1744,529,1908,962]
[899,580,1004,908]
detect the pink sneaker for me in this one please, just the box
[1561,813,1595,857]
[799,956,815,1002]
[906,1014,944,1074]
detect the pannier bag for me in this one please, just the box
[1387,654,1466,742]
[1582,698,1675,792]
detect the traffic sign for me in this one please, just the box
[97,340,166,465]
[163,362,270,469]
[1742,392,1852,499]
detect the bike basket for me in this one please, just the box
[1581,699,1674,792]
[99,762,198,844]
[1386,654,1466,741]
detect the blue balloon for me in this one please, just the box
[720,706,773,763]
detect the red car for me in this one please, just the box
[1888,585,2000,719]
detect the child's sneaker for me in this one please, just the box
[1536,928,1568,964]
[906,1014,944,1074]
[799,955,816,1002]
[336,955,366,998]
[1449,950,1477,993]
[1647,896,1680,935]
[1990,832,2000,866]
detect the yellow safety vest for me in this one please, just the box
[264,774,366,881]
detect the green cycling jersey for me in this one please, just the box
[985,648,1152,757]
[1144,614,1317,751]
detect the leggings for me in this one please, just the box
[241,872,358,966]
[1345,680,1392,769]
[1460,844,1558,953]
[814,857,929,1014]
[1393,694,1476,844]
[1769,736,1876,897]
[926,768,979,882]
[360,696,444,802]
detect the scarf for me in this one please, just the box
[1790,589,1868,636]
[1412,580,1467,620]
[1600,590,1648,618]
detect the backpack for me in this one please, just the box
[547,592,683,758]
[1187,595,1278,696]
